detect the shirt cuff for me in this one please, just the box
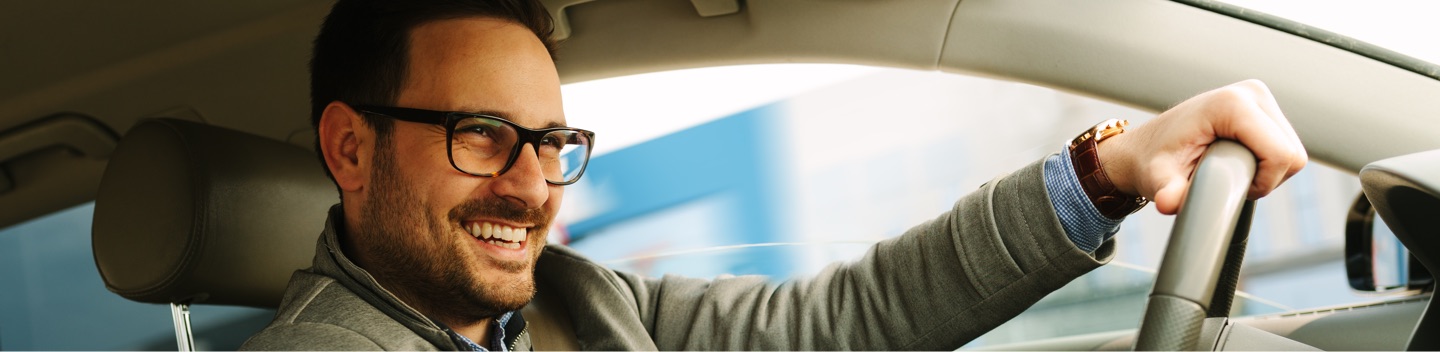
[1042,147,1123,253]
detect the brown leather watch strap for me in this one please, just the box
[1070,120,1148,219]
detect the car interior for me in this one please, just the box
[4,0,1440,350]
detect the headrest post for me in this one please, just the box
[170,302,196,351]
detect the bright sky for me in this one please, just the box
[561,64,878,156]
[1222,0,1440,65]
[562,1,1440,157]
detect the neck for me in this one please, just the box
[376,272,496,345]
[335,207,497,347]
[363,255,498,347]
[444,316,495,347]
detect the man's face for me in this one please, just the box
[355,17,564,320]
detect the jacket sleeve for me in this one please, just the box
[633,156,1117,350]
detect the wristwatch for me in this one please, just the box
[1068,119,1149,219]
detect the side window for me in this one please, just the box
[0,203,272,350]
[557,64,1376,345]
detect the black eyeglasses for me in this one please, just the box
[353,105,595,185]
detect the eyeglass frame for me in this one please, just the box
[352,104,596,185]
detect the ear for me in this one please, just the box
[318,101,373,193]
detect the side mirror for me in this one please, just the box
[1345,193,1433,293]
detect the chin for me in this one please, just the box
[467,272,537,314]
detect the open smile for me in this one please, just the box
[462,221,530,251]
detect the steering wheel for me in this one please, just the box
[1133,140,1257,351]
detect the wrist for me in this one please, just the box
[1068,119,1149,219]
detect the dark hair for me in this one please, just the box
[309,0,557,183]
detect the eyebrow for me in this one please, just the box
[458,107,568,129]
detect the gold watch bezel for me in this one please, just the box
[1068,119,1128,151]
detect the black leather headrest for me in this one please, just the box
[92,118,337,308]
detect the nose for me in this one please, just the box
[489,143,550,208]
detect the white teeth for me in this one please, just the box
[483,239,520,249]
[465,221,527,247]
[509,227,527,242]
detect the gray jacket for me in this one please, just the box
[241,157,1114,350]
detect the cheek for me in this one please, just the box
[548,188,564,212]
[534,188,564,243]
[425,178,485,227]
[398,154,482,207]
[401,170,480,237]
[542,187,564,224]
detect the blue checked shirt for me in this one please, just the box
[1044,147,1125,252]
[451,311,514,352]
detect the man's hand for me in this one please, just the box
[1098,79,1308,215]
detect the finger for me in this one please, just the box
[1151,177,1189,215]
[1245,83,1309,180]
[1220,102,1296,199]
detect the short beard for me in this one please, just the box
[354,137,547,323]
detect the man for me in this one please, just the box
[242,0,1307,350]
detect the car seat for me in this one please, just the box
[90,118,337,350]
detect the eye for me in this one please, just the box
[536,134,565,156]
[542,135,564,148]
[457,124,495,137]
[452,118,507,146]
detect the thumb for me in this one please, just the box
[1151,178,1189,215]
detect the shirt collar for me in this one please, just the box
[444,311,523,352]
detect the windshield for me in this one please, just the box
[557,63,1396,347]
[1220,0,1440,66]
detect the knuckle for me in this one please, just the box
[1211,86,1251,106]
[1282,142,1302,158]
[1292,150,1309,168]
[1235,78,1269,91]
[1217,79,1271,103]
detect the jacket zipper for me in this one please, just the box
[509,323,529,351]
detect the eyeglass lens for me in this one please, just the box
[450,116,591,183]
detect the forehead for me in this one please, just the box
[396,17,564,129]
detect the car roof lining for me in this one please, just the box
[3,0,1440,229]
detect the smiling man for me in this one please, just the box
[241,0,1306,351]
